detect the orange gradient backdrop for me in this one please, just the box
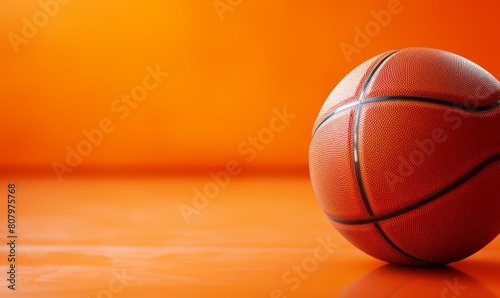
[0,0,499,174]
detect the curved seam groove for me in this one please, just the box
[364,96,500,111]
[326,153,500,225]
[353,50,439,265]
[312,100,360,135]
[312,96,499,137]
[353,51,397,216]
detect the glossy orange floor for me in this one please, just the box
[0,176,498,297]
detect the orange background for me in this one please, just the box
[0,0,499,174]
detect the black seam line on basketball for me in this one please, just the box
[354,50,398,217]
[312,101,359,135]
[364,96,500,111]
[326,153,500,225]
[312,97,500,137]
[313,50,396,138]
[373,223,443,266]
[353,51,438,266]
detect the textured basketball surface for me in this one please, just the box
[309,47,500,266]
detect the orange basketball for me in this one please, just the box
[309,47,500,266]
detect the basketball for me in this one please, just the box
[309,47,500,266]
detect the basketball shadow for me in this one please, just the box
[337,264,496,298]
